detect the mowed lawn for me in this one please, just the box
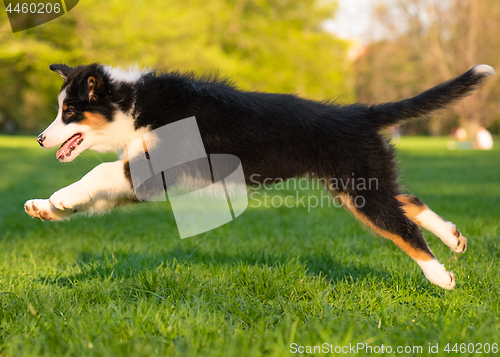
[0,135,499,357]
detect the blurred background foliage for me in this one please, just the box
[0,0,353,133]
[357,0,500,137]
[0,0,499,137]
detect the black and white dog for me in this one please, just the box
[25,63,495,289]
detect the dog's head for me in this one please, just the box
[38,63,135,162]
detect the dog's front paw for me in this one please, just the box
[452,229,468,254]
[49,185,89,211]
[24,199,72,221]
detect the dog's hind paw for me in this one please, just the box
[24,199,72,221]
[437,271,456,290]
[417,259,456,290]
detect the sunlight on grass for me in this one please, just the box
[0,135,39,148]
[0,135,499,357]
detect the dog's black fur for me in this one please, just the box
[54,63,491,257]
[30,63,493,289]
[128,67,489,258]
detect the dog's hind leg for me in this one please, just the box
[396,195,467,254]
[331,190,456,290]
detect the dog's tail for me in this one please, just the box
[368,64,495,129]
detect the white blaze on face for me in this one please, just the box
[39,74,150,162]
[39,88,91,162]
[40,89,80,148]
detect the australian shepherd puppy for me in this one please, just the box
[25,63,495,290]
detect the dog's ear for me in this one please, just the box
[49,64,73,81]
[78,74,102,102]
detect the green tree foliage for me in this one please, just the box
[0,0,354,132]
[0,10,82,131]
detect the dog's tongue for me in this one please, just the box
[56,134,82,159]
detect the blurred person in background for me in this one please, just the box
[475,127,494,150]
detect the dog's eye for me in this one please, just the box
[67,110,75,117]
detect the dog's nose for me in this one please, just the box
[36,134,45,147]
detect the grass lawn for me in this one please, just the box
[0,135,499,356]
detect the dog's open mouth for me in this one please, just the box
[56,133,84,160]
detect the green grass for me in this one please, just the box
[0,135,499,356]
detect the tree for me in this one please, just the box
[0,10,83,132]
[356,0,500,137]
[0,0,354,132]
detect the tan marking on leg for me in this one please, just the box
[339,193,433,262]
[81,112,109,128]
[123,159,133,189]
[140,138,151,160]
[396,194,427,224]
[396,194,468,253]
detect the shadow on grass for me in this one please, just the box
[41,247,390,290]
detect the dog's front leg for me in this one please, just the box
[25,161,136,221]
